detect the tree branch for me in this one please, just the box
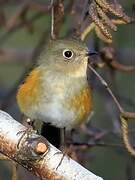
[0,110,103,180]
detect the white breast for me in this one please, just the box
[29,69,90,129]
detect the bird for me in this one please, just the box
[17,39,93,147]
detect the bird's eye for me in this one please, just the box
[63,49,73,60]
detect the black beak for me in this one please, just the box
[87,51,98,56]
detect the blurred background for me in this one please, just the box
[0,0,135,179]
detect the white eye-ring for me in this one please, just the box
[63,49,74,60]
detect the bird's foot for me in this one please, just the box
[16,127,36,149]
[55,146,70,170]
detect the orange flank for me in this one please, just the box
[17,68,42,113]
[70,87,92,126]
[17,67,92,127]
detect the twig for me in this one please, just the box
[5,2,29,31]
[120,116,135,156]
[88,64,135,118]
[88,64,123,113]
[100,46,135,72]
[0,12,43,44]
[88,64,135,157]
[110,61,135,72]
[70,142,125,149]
[51,0,55,39]
[50,0,64,39]
[29,2,52,13]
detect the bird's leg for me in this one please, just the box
[60,128,75,149]
[56,128,67,170]
[56,128,78,169]
[60,127,66,150]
